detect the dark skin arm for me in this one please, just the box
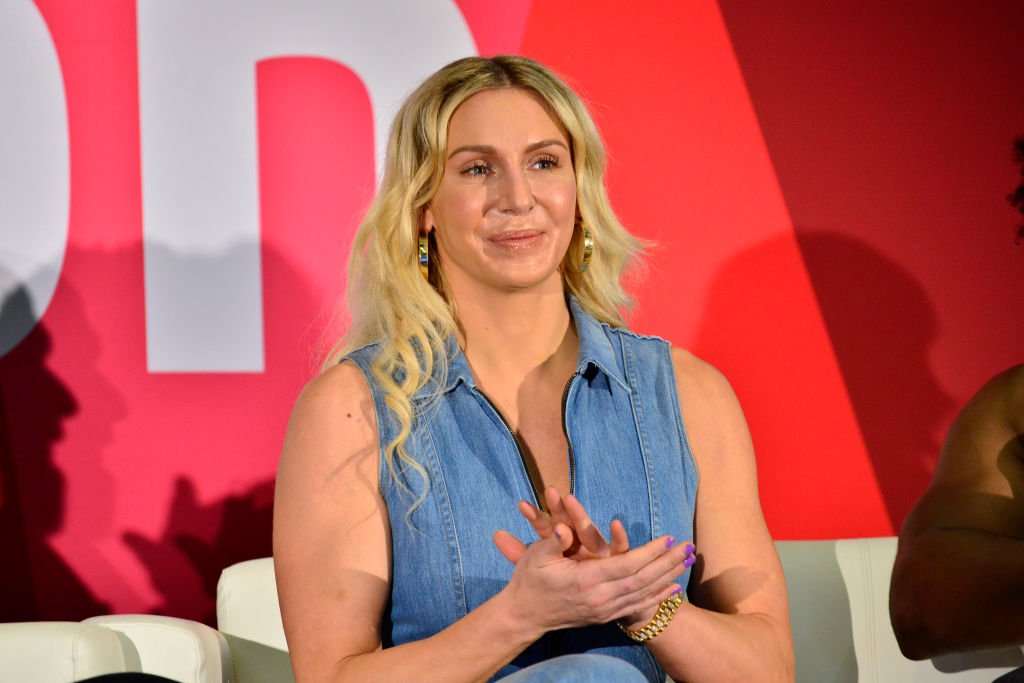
[890,364,1024,659]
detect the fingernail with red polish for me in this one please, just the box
[665,536,676,549]
[683,554,696,568]
[684,543,695,556]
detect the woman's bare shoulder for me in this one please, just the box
[295,361,375,424]
[668,347,754,474]
[669,347,739,411]
[284,361,378,460]
[276,361,381,518]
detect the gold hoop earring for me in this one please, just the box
[418,232,430,281]
[579,224,593,273]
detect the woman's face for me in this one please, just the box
[425,88,577,299]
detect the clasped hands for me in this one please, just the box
[492,485,695,634]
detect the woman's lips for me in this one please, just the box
[489,230,543,250]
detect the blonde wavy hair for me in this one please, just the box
[326,55,646,504]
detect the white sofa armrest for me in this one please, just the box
[0,621,128,682]
[84,614,231,683]
[216,558,285,651]
[217,558,292,683]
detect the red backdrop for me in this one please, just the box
[2,0,1021,623]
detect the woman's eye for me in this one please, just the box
[461,162,490,176]
[533,155,559,170]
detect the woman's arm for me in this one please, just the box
[642,349,793,683]
[890,364,1024,659]
[505,350,793,682]
[273,362,691,683]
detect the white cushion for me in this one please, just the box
[217,558,292,683]
[216,558,286,652]
[85,614,231,683]
[0,621,128,682]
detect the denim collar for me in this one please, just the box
[441,295,631,394]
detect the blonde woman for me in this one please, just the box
[273,56,792,683]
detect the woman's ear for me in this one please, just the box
[422,206,435,234]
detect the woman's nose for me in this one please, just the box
[496,167,535,214]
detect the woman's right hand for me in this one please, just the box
[528,486,632,560]
[492,487,630,562]
[495,525,688,634]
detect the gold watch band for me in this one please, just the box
[617,591,684,644]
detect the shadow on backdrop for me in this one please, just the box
[693,233,953,533]
[795,232,955,527]
[0,278,111,620]
[124,476,274,625]
[1,239,311,624]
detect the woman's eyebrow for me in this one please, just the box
[525,139,569,154]
[447,144,496,160]
[446,139,569,160]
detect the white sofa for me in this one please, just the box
[4,537,1022,682]
[0,615,230,683]
[215,537,1024,683]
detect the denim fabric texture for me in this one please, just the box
[498,653,651,682]
[344,297,699,682]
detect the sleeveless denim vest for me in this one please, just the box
[345,298,699,682]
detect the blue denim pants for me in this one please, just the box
[499,654,650,682]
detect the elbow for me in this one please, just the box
[774,653,796,683]
[778,636,796,682]
[762,612,795,683]
[747,648,793,683]
[890,610,939,661]
[889,569,951,660]
[890,592,962,661]
[756,648,794,683]
[762,614,796,683]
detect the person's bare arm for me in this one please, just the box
[890,364,1024,659]
[274,362,691,683]
[637,348,793,683]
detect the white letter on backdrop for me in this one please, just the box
[137,0,475,371]
[0,1,70,357]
